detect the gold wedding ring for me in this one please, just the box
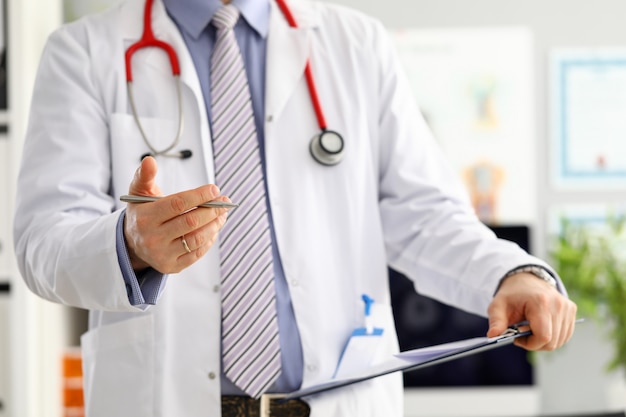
[181,235,191,253]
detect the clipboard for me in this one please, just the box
[283,323,532,400]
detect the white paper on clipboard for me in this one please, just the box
[393,336,496,362]
[283,329,530,400]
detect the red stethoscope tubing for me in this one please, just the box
[275,0,328,131]
[125,0,180,82]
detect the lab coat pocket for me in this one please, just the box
[81,315,155,417]
[368,302,400,363]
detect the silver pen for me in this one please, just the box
[120,194,238,209]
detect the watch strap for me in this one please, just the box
[503,265,558,289]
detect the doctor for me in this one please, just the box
[14,0,577,416]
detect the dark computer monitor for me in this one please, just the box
[389,224,533,387]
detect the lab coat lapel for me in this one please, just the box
[265,0,316,123]
[119,0,144,44]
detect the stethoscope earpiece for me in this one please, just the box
[309,130,344,166]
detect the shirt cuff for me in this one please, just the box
[116,211,167,306]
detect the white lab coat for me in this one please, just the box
[13,0,556,416]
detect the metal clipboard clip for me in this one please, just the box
[499,320,531,338]
[499,318,585,340]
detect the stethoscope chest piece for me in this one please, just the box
[309,130,344,166]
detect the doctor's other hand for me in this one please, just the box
[486,272,577,351]
[123,156,231,273]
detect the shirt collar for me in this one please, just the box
[162,0,270,40]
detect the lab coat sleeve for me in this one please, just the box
[13,24,146,312]
[371,23,560,316]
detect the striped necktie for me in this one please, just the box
[210,4,281,399]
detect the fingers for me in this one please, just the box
[487,272,578,351]
[174,212,229,259]
[123,180,232,273]
[158,184,226,230]
[513,294,554,350]
[152,185,227,221]
[513,292,577,351]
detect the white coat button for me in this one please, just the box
[213,284,220,293]
[266,115,273,123]
[290,279,299,287]
[208,372,217,380]
[306,364,317,372]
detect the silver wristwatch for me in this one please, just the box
[504,265,558,289]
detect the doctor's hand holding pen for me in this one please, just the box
[122,156,232,274]
[486,271,578,351]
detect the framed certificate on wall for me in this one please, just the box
[551,48,626,188]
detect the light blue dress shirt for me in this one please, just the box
[115,0,304,395]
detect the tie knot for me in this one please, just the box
[212,4,240,31]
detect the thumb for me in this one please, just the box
[129,156,161,196]
[486,301,509,338]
